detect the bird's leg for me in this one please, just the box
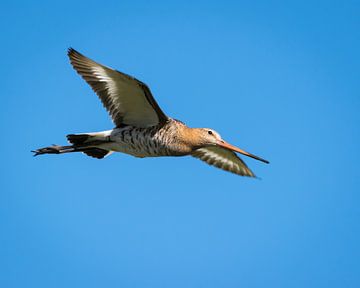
[32,145,75,156]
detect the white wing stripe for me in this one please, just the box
[192,147,255,177]
[68,48,168,128]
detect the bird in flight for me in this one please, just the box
[33,48,269,176]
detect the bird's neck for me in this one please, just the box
[176,126,204,152]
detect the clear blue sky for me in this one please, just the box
[1,1,359,287]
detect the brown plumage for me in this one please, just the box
[33,48,269,177]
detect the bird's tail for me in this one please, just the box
[32,133,112,159]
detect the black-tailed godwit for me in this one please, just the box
[33,48,269,176]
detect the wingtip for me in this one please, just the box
[67,47,74,55]
[67,47,81,58]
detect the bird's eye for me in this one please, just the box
[208,130,213,135]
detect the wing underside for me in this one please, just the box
[68,48,168,128]
[192,146,256,177]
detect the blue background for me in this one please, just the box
[1,1,359,287]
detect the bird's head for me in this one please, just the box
[190,127,269,164]
[195,128,223,145]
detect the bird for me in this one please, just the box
[33,48,269,177]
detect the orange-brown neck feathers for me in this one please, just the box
[178,127,208,149]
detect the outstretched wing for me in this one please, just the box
[192,146,256,177]
[68,48,168,128]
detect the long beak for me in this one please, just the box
[217,140,269,164]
